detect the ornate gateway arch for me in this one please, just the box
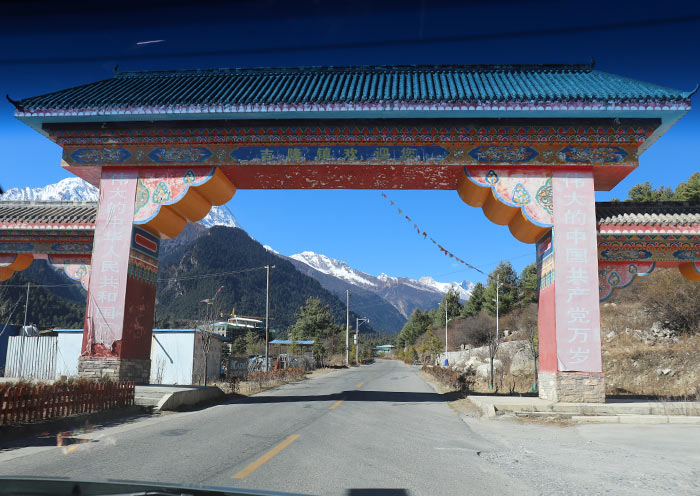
[7,63,697,401]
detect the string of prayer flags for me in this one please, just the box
[379,191,486,275]
[379,192,540,298]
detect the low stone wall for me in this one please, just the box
[539,371,605,403]
[438,341,530,369]
[78,357,150,384]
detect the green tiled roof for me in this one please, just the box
[12,63,693,116]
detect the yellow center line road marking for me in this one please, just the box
[232,434,300,479]
[329,399,344,410]
[356,382,364,388]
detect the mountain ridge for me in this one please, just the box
[2,179,474,334]
[0,177,238,228]
[289,250,474,320]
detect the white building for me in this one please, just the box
[4,329,224,385]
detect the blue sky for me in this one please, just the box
[1,0,698,285]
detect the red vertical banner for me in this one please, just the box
[552,170,602,372]
[84,170,138,355]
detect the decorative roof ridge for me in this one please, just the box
[592,70,697,101]
[596,201,700,224]
[0,200,97,208]
[596,201,700,209]
[113,62,596,78]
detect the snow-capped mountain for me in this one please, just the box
[0,178,238,228]
[290,251,377,288]
[289,251,474,320]
[377,273,473,302]
[1,177,98,202]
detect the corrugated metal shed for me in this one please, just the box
[269,339,315,345]
[13,63,692,115]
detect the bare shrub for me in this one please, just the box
[450,313,495,347]
[421,364,474,393]
[639,269,700,335]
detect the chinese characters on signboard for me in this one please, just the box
[85,171,137,352]
[230,145,450,163]
[552,171,602,372]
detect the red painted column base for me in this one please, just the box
[536,232,606,403]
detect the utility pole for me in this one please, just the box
[346,290,350,365]
[355,317,369,364]
[19,282,31,378]
[22,282,30,328]
[355,318,359,363]
[264,265,274,372]
[489,274,500,390]
[496,273,500,344]
[445,300,448,354]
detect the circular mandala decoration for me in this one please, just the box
[511,183,531,205]
[673,249,697,260]
[152,181,171,204]
[608,271,621,287]
[535,177,553,215]
[134,178,149,214]
[183,169,196,184]
[485,170,499,185]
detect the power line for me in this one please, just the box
[0,282,82,288]
[0,264,270,286]
[1,15,699,66]
[156,265,269,282]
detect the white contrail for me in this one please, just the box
[136,40,165,45]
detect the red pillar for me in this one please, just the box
[536,170,605,403]
[78,169,159,384]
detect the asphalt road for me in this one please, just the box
[1,360,699,496]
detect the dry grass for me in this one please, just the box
[603,331,700,399]
[600,300,655,335]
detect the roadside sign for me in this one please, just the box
[228,356,249,378]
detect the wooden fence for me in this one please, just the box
[0,381,135,425]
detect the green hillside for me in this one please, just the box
[155,226,369,333]
[0,272,84,329]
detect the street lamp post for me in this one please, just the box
[346,290,350,366]
[445,302,448,354]
[264,265,275,372]
[355,317,369,363]
[489,274,501,389]
[496,273,499,344]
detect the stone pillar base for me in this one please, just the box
[538,371,605,403]
[78,357,150,384]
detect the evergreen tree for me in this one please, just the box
[518,263,539,305]
[626,182,674,202]
[674,172,700,202]
[244,330,261,355]
[418,326,443,356]
[625,173,700,203]
[433,288,462,329]
[461,282,485,318]
[482,261,519,317]
[288,296,337,340]
[396,308,430,347]
[231,336,246,355]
